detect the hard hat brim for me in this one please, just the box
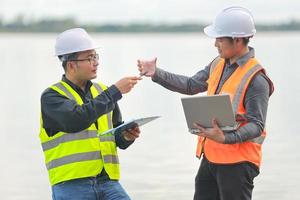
[204,25,255,38]
[204,25,224,38]
[54,46,100,57]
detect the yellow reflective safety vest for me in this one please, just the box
[39,81,120,186]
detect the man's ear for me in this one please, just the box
[66,61,75,73]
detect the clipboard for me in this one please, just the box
[100,116,160,135]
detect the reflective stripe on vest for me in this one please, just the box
[232,64,262,114]
[250,131,266,144]
[197,57,273,167]
[46,151,119,170]
[99,135,116,142]
[42,130,98,151]
[47,151,101,170]
[40,81,119,185]
[103,154,119,164]
[53,82,76,100]
[231,64,266,145]
[52,82,113,131]
[92,83,113,130]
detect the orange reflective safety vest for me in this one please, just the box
[196,57,274,167]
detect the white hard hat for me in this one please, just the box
[55,28,98,56]
[204,6,256,38]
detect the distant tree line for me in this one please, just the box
[0,17,300,33]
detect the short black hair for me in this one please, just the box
[58,53,78,71]
[226,37,250,46]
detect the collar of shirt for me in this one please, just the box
[225,46,255,69]
[61,75,93,95]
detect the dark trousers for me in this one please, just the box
[194,156,259,200]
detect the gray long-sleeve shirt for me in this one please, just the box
[41,75,133,149]
[152,47,271,144]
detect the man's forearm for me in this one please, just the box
[224,73,270,144]
[224,122,263,144]
[42,85,122,134]
[152,67,209,95]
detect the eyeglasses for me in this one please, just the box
[70,54,99,64]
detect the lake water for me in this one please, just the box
[0,32,299,200]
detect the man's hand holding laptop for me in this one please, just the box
[193,118,225,143]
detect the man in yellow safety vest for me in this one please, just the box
[40,28,142,200]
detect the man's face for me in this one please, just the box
[214,37,236,59]
[72,50,99,81]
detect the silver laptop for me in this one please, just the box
[181,94,237,134]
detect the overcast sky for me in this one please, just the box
[0,0,299,24]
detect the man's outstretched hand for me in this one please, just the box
[137,57,157,78]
